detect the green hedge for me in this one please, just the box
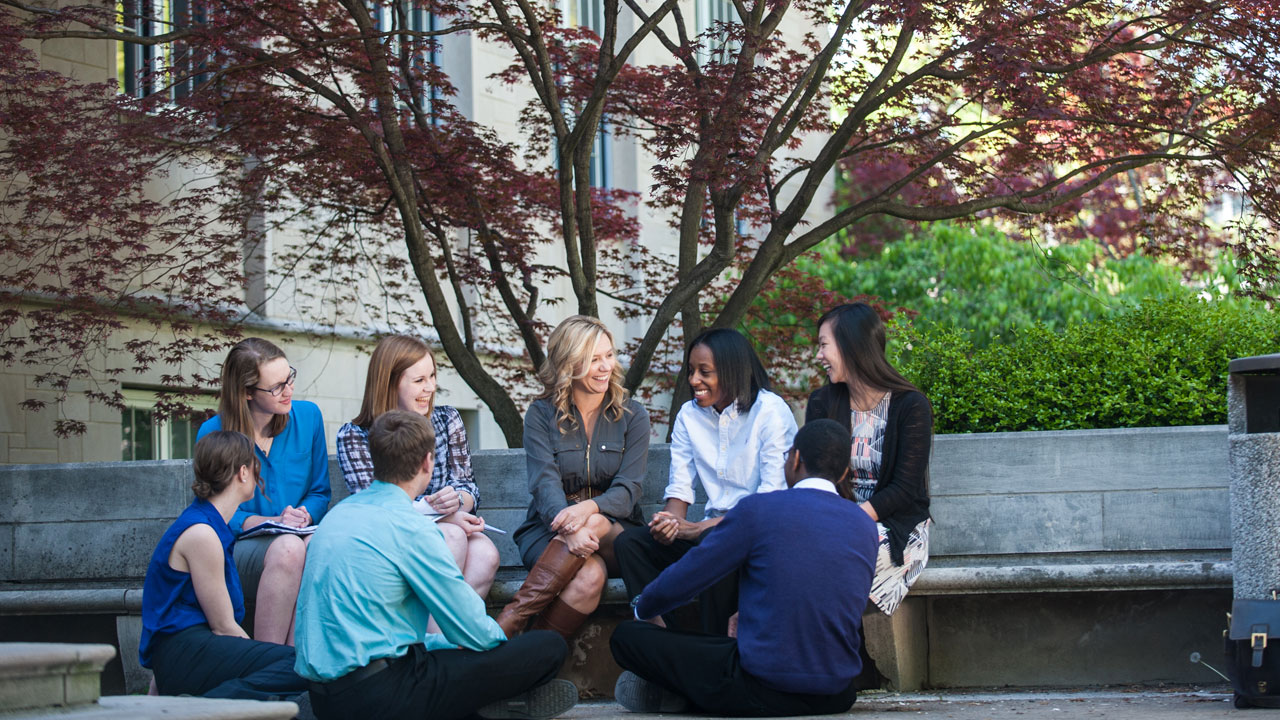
[799,222,1251,347]
[891,296,1280,433]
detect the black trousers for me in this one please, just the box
[309,631,567,720]
[614,523,739,634]
[150,624,307,701]
[610,621,857,717]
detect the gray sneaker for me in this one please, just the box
[477,678,579,719]
[291,691,316,720]
[613,671,690,714]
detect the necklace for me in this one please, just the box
[851,389,888,413]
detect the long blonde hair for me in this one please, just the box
[216,338,289,439]
[352,335,436,428]
[537,315,628,431]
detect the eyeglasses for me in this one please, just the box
[252,367,297,397]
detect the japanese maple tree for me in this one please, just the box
[1,0,1276,444]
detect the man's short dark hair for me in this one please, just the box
[793,419,852,482]
[369,410,437,485]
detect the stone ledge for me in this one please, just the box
[0,643,116,675]
[912,560,1233,595]
[484,558,1233,606]
[486,576,628,608]
[0,588,142,616]
[2,558,1232,614]
[0,643,116,712]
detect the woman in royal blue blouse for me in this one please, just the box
[140,430,307,700]
[197,337,331,645]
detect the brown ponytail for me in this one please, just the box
[192,431,259,499]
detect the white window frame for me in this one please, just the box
[120,387,217,461]
[694,0,739,64]
[557,0,612,188]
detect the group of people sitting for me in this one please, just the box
[139,302,934,719]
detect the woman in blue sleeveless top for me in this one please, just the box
[139,430,306,700]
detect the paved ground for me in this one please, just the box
[562,686,1241,719]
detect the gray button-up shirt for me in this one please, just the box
[519,396,650,530]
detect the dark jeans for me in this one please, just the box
[610,621,857,717]
[614,523,739,634]
[150,624,307,701]
[309,631,567,720]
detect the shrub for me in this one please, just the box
[805,222,1240,347]
[891,296,1280,433]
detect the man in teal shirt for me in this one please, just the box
[295,410,576,720]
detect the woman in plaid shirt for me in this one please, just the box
[337,335,500,602]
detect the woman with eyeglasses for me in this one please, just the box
[197,337,331,646]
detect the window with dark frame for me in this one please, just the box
[117,0,210,100]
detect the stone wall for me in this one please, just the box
[0,425,1235,690]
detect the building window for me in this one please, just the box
[566,0,604,35]
[560,0,611,187]
[117,0,209,100]
[120,388,216,461]
[375,2,441,118]
[695,0,739,63]
[589,118,611,188]
[457,407,480,450]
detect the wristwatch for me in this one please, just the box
[630,594,643,620]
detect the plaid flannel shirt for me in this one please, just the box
[336,405,481,508]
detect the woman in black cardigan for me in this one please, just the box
[807,303,933,618]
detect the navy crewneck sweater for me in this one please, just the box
[636,485,878,695]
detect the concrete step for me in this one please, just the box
[0,642,116,712]
[0,642,297,719]
[4,696,299,719]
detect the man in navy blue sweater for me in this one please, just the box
[610,419,879,716]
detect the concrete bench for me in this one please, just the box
[0,424,1231,694]
[870,425,1230,690]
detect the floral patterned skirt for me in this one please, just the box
[868,518,932,616]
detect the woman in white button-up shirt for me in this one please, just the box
[615,328,797,634]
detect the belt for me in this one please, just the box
[565,486,601,504]
[308,657,393,696]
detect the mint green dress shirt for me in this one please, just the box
[294,481,506,682]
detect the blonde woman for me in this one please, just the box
[336,335,499,598]
[196,337,329,646]
[500,315,651,639]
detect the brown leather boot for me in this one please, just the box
[530,597,590,640]
[496,540,585,638]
